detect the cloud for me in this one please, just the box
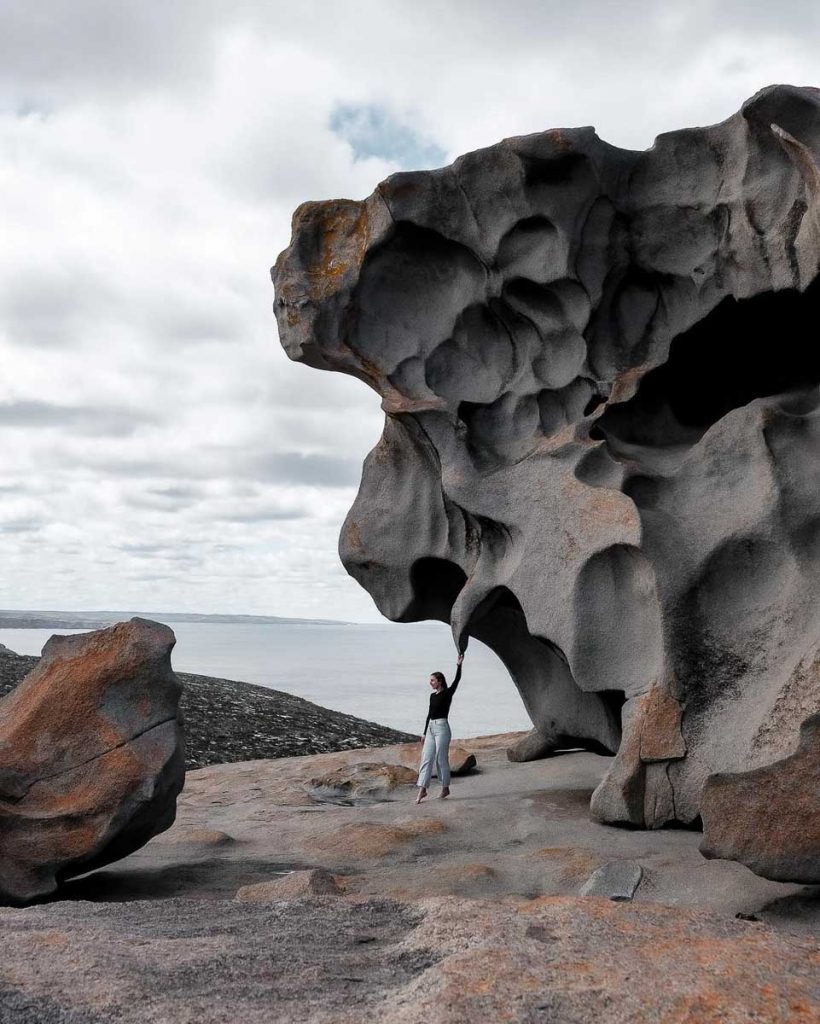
[0,0,226,105]
[117,542,172,555]
[0,400,156,437]
[0,1,815,620]
[250,452,362,488]
[0,516,43,534]
[0,265,119,349]
[215,505,307,523]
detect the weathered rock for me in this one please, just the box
[507,727,560,762]
[0,618,185,904]
[274,84,820,828]
[235,868,342,901]
[0,894,815,1023]
[580,860,644,901]
[308,762,418,804]
[700,714,820,883]
[450,746,477,776]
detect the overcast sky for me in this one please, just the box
[0,1,816,621]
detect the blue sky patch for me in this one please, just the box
[329,103,446,170]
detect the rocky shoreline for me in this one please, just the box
[0,644,417,770]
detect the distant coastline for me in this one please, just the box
[0,610,354,630]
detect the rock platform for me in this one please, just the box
[0,735,816,1022]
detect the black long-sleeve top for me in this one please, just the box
[423,663,462,735]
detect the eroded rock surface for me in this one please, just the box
[3,733,810,1022]
[273,84,820,828]
[0,895,816,1024]
[0,618,184,904]
[308,762,419,804]
[579,859,644,901]
[236,868,342,901]
[700,714,820,883]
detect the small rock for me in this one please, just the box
[235,868,341,901]
[580,860,643,901]
[450,747,477,776]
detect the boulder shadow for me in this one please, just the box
[53,857,305,903]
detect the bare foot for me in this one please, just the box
[416,787,428,804]
[439,786,450,799]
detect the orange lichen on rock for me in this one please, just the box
[638,683,686,762]
[306,819,447,860]
[0,618,185,905]
[526,845,604,882]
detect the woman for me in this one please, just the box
[416,652,465,804]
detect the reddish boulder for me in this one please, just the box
[0,618,185,904]
[449,745,477,776]
[700,714,820,883]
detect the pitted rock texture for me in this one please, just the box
[0,618,185,904]
[274,85,820,828]
[700,713,820,883]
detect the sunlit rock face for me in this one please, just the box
[273,85,820,828]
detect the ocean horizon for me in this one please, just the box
[0,620,533,739]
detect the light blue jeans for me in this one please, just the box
[417,719,451,788]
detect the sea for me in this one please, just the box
[0,621,532,739]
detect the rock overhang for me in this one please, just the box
[273,84,820,837]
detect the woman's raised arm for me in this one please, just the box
[449,653,465,693]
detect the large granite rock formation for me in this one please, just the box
[273,85,820,830]
[0,618,185,904]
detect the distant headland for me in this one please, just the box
[0,609,353,629]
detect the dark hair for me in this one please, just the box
[431,671,446,687]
